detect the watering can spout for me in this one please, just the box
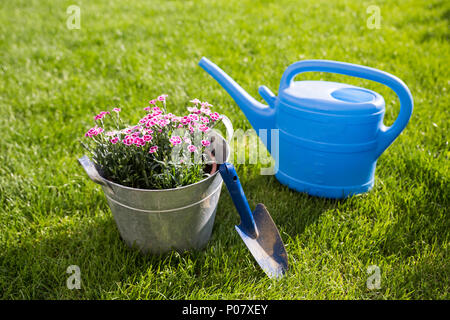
[199,57,276,153]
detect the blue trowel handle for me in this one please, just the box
[219,163,259,239]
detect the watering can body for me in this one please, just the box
[199,58,413,199]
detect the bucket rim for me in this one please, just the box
[99,167,221,193]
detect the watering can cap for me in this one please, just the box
[279,81,385,115]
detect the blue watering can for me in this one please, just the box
[199,58,413,199]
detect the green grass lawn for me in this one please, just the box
[0,0,448,299]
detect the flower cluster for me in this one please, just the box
[82,95,224,190]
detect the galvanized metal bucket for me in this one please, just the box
[79,117,233,254]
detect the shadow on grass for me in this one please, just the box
[381,157,449,257]
[239,172,350,236]
[2,162,447,299]
[1,200,276,299]
[419,2,449,42]
[0,213,224,299]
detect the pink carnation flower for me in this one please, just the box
[210,112,221,121]
[187,106,200,114]
[187,145,197,152]
[198,124,210,132]
[188,114,199,121]
[201,140,211,147]
[201,102,212,108]
[200,106,211,115]
[136,138,146,146]
[181,117,191,125]
[123,135,134,145]
[146,118,158,127]
[158,119,169,127]
[158,94,168,101]
[112,108,121,113]
[110,137,119,144]
[169,136,182,146]
[152,106,161,113]
[190,98,201,105]
[201,116,209,124]
[149,145,158,153]
[85,125,103,137]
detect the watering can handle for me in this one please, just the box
[279,60,413,158]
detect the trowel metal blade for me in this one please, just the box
[235,203,288,279]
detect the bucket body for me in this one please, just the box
[80,130,231,254]
[102,167,224,254]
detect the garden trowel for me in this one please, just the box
[219,162,288,278]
